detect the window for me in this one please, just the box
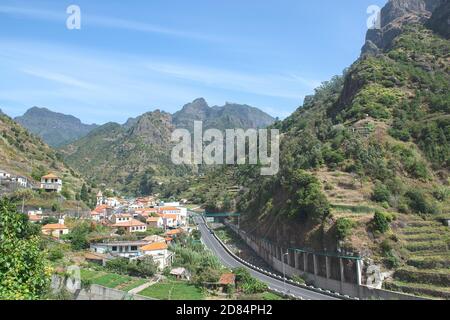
[131,246,137,251]
[112,246,117,251]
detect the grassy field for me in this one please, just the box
[80,268,149,291]
[139,280,205,300]
[92,274,133,288]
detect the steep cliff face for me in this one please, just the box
[228,0,449,297]
[362,0,445,55]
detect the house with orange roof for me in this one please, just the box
[158,205,187,226]
[146,216,163,229]
[159,213,178,228]
[40,173,62,192]
[139,242,173,269]
[113,218,147,233]
[42,223,69,238]
[165,228,183,237]
[91,204,111,221]
[28,214,42,223]
[217,273,236,292]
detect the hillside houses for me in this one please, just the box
[90,237,173,269]
[0,169,31,190]
[110,214,147,233]
[87,196,190,238]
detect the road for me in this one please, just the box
[192,214,339,300]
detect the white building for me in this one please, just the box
[106,197,121,208]
[139,242,173,270]
[40,173,62,192]
[158,206,187,226]
[146,216,164,229]
[42,223,69,238]
[90,241,149,258]
[0,170,11,180]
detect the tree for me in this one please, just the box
[80,183,89,203]
[139,170,156,196]
[372,182,391,203]
[64,221,92,250]
[0,199,51,299]
[372,211,391,234]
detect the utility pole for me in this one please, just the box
[282,251,289,294]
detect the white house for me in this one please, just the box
[15,176,28,188]
[146,216,163,229]
[110,214,132,224]
[90,241,149,258]
[160,214,178,229]
[40,173,62,192]
[0,170,11,180]
[42,223,69,238]
[139,242,173,270]
[158,206,187,226]
[113,218,147,233]
[106,197,121,208]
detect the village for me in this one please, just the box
[0,168,281,300]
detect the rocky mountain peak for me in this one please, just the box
[361,0,446,55]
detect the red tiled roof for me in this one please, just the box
[113,219,146,228]
[218,273,236,285]
[160,213,178,220]
[140,242,168,251]
[28,214,42,222]
[159,207,180,212]
[165,228,182,236]
[42,223,68,230]
[42,173,60,179]
[147,217,162,222]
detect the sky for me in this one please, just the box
[0,0,387,124]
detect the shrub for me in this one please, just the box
[234,267,267,294]
[405,190,438,214]
[47,247,64,261]
[372,211,391,233]
[371,182,391,203]
[335,218,355,240]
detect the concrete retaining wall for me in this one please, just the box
[51,276,154,300]
[224,222,427,300]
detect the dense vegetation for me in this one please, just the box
[0,199,50,299]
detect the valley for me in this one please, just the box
[0,0,449,302]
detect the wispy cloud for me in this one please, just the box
[143,61,319,99]
[0,39,316,122]
[21,68,97,90]
[0,5,220,43]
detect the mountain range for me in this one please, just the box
[57,99,274,193]
[15,107,99,147]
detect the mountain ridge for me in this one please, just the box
[15,107,98,147]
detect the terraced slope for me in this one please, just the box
[385,217,450,298]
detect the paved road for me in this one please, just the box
[192,215,339,300]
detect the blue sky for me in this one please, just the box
[0,0,386,124]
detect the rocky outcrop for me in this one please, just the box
[172,98,275,132]
[361,0,446,55]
